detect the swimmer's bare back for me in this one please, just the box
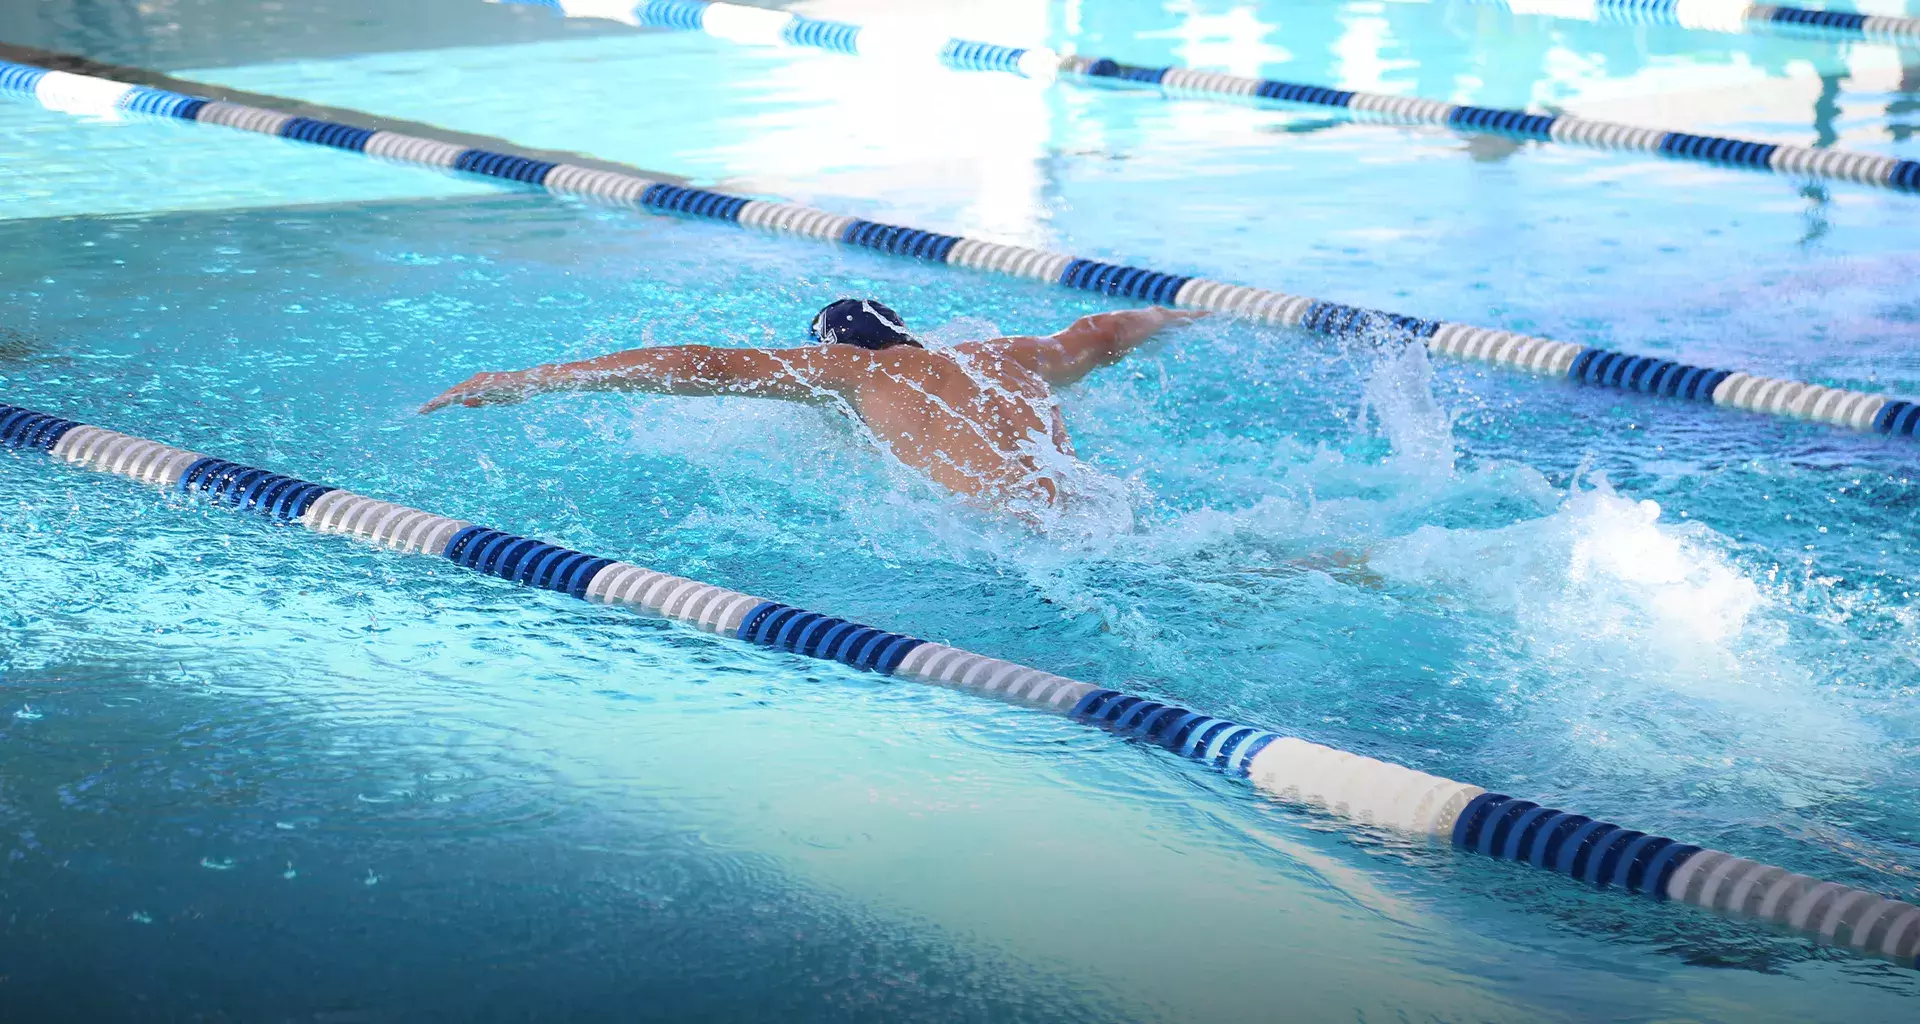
[418,306,1206,511]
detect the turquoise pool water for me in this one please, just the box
[2,0,1918,1019]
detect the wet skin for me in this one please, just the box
[420,307,1206,512]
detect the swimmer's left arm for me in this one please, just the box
[963,306,1209,386]
[419,346,851,413]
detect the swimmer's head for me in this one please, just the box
[809,299,922,350]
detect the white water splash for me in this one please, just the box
[1357,339,1456,478]
[1373,473,1761,654]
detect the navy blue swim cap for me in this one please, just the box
[809,299,921,350]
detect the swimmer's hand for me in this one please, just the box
[418,370,542,414]
[1295,549,1384,589]
[1240,550,1383,589]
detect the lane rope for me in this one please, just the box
[4,398,1918,969]
[1457,0,1920,45]
[3,57,1916,448]
[495,0,1920,194]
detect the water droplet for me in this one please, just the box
[129,911,152,924]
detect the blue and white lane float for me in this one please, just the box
[4,400,1918,969]
[1433,0,1920,44]
[496,0,1920,194]
[5,57,1918,446]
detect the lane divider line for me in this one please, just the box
[5,399,1918,969]
[4,56,1916,447]
[499,0,1920,194]
[0,41,694,185]
[1461,0,1920,46]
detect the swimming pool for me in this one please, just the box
[3,0,1918,1018]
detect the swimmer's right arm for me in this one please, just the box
[418,346,848,413]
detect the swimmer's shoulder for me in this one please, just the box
[949,338,1054,390]
[790,343,957,400]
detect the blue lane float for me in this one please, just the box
[1456,0,1920,45]
[4,56,1915,448]
[5,399,1919,969]
[494,0,1920,195]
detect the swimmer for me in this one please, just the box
[419,300,1206,515]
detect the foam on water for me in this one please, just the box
[1330,347,1895,831]
[1376,476,1762,651]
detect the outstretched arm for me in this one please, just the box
[959,306,1208,387]
[419,346,846,414]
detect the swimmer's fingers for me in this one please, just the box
[1141,306,1211,326]
[417,383,476,415]
[418,371,532,414]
